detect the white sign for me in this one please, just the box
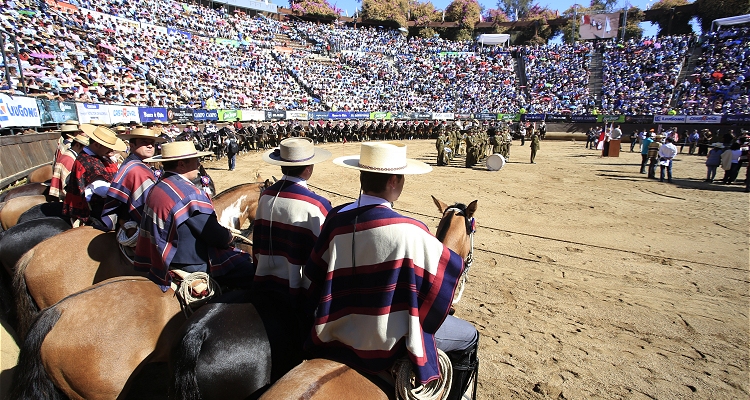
[76,103,112,124]
[653,115,686,124]
[685,115,722,124]
[240,110,266,121]
[432,112,455,120]
[0,94,41,128]
[285,111,309,120]
[108,105,140,124]
[140,22,168,35]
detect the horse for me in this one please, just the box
[10,277,185,400]
[27,164,53,184]
[0,195,48,230]
[170,196,478,400]
[13,181,269,338]
[16,202,66,226]
[0,182,49,203]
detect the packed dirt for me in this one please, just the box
[2,137,748,399]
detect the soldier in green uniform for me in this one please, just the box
[436,131,447,166]
[530,131,540,164]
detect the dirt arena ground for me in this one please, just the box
[2,137,748,399]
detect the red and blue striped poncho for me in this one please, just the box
[101,153,156,231]
[304,201,464,385]
[62,150,119,224]
[252,178,331,308]
[134,172,249,289]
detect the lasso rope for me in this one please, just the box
[117,221,140,264]
[171,270,222,317]
[393,349,453,400]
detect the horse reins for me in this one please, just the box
[442,206,475,305]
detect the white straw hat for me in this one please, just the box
[88,126,127,152]
[333,142,432,175]
[262,137,331,166]
[143,141,212,163]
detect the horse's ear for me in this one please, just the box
[264,179,272,188]
[432,195,448,214]
[465,200,478,219]
[272,176,278,183]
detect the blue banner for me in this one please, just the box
[265,110,286,120]
[309,111,329,120]
[352,111,370,119]
[522,113,545,122]
[624,115,654,124]
[723,114,750,124]
[138,107,168,123]
[193,109,218,121]
[329,112,352,120]
[545,114,570,123]
[570,115,597,123]
[167,27,192,39]
[475,112,497,120]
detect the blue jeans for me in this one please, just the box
[435,315,478,352]
[228,153,236,170]
[660,160,673,182]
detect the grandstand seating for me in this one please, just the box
[1,0,748,115]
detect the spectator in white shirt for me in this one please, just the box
[658,137,679,183]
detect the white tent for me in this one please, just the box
[711,14,750,31]
[476,34,510,45]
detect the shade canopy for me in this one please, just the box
[476,34,510,45]
[711,14,750,31]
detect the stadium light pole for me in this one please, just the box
[621,2,629,41]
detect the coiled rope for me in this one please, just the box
[393,349,452,400]
[171,270,222,317]
[117,221,140,264]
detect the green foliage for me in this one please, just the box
[497,0,532,19]
[409,0,441,25]
[589,0,619,12]
[361,0,409,27]
[623,6,644,40]
[445,0,482,29]
[289,0,339,18]
[694,0,750,32]
[651,0,693,36]
[451,27,475,41]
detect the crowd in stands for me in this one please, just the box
[674,27,750,115]
[522,43,593,114]
[1,0,748,116]
[601,35,692,115]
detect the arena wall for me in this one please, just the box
[0,133,57,188]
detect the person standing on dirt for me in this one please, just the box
[225,130,239,171]
[530,132,541,164]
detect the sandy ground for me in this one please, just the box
[2,137,748,399]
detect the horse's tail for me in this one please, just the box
[170,317,209,400]
[13,248,39,339]
[9,305,63,400]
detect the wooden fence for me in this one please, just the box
[0,133,58,189]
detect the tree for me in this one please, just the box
[445,0,482,30]
[289,0,340,18]
[511,4,559,44]
[651,0,693,36]
[409,0,443,37]
[622,6,644,40]
[694,0,750,32]
[480,8,511,33]
[361,0,409,27]
[497,0,532,20]
[588,0,619,12]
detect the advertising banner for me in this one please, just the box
[432,112,455,120]
[596,114,625,123]
[570,115,597,123]
[411,112,432,120]
[241,110,266,121]
[76,103,111,124]
[218,109,242,122]
[497,113,519,122]
[454,113,472,120]
[138,107,168,123]
[167,27,192,40]
[329,111,352,120]
[370,112,392,120]
[109,105,140,124]
[168,108,194,123]
[624,115,654,124]
[285,110,309,120]
[545,114,570,123]
[264,110,285,120]
[309,111,329,120]
[579,12,621,40]
[352,112,370,119]
[0,94,41,127]
[36,99,77,125]
[685,115,722,124]
[522,113,545,122]
[723,114,750,124]
[475,112,497,120]
[391,112,410,120]
[653,115,686,124]
[193,109,218,121]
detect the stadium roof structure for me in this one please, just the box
[711,14,750,31]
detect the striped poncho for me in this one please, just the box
[101,153,156,231]
[49,147,77,200]
[252,177,331,308]
[304,199,464,385]
[134,172,249,289]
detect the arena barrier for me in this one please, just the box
[0,133,57,188]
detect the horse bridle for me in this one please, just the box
[442,205,475,279]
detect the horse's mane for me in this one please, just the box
[435,203,468,242]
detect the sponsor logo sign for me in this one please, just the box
[522,113,545,122]
[370,112,392,120]
[264,110,285,120]
[685,115,722,124]
[432,112,454,120]
[138,107,168,123]
[240,110,266,121]
[76,103,111,124]
[193,109,218,121]
[570,115,597,123]
[36,99,78,125]
[653,115,686,123]
[454,113,472,120]
[411,112,432,120]
[219,109,242,121]
[109,106,140,124]
[167,108,194,123]
[723,114,750,124]
[475,112,497,120]
[0,94,41,127]
[545,114,570,123]
[596,114,625,123]
[285,110,309,120]
[624,115,654,124]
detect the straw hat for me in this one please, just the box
[143,141,212,163]
[88,126,126,151]
[88,118,109,126]
[262,137,331,167]
[70,133,89,146]
[333,142,432,175]
[118,127,166,143]
[60,124,81,134]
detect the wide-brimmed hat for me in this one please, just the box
[118,127,167,143]
[333,142,432,175]
[60,124,81,134]
[88,126,127,151]
[143,141,212,163]
[262,137,331,166]
[88,118,109,126]
[70,133,89,146]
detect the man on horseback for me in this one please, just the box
[100,128,166,232]
[253,137,332,315]
[134,141,254,292]
[62,126,127,229]
[304,142,479,400]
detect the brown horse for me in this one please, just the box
[13,182,269,338]
[10,277,184,400]
[27,164,53,183]
[0,195,48,230]
[0,182,49,203]
[259,196,478,400]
